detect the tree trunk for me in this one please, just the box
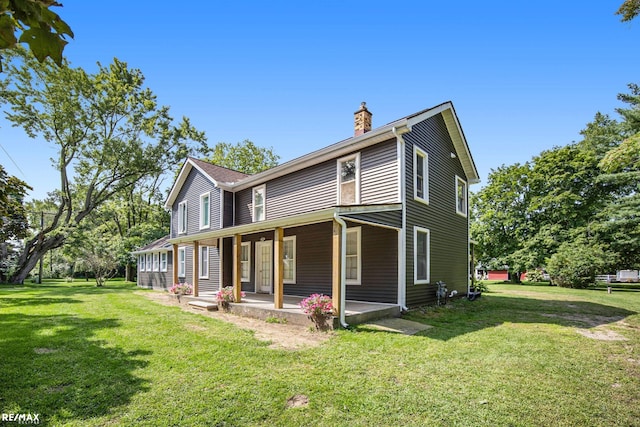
[9,233,66,284]
[125,264,134,282]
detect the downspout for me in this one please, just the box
[333,213,349,328]
[392,125,410,311]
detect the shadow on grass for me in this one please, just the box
[0,313,150,425]
[0,297,82,308]
[369,293,638,341]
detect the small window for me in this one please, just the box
[240,242,251,282]
[346,227,361,285]
[139,254,146,271]
[199,246,209,279]
[414,147,429,204]
[337,153,360,205]
[146,254,152,272]
[178,247,186,278]
[178,201,188,234]
[414,227,430,284]
[160,252,167,272]
[200,193,210,229]
[153,253,159,272]
[456,176,468,217]
[253,185,266,222]
[283,236,296,284]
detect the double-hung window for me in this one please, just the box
[139,254,145,271]
[200,192,210,229]
[178,201,188,234]
[178,247,186,278]
[346,227,361,284]
[283,236,296,284]
[146,254,152,272]
[240,242,250,282]
[414,227,430,284]
[160,253,167,272]
[337,153,360,205]
[414,146,429,204]
[199,246,209,279]
[252,185,266,222]
[153,253,159,272]
[456,176,468,217]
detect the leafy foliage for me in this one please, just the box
[546,238,613,288]
[0,163,31,242]
[0,0,73,68]
[204,139,279,174]
[616,0,640,22]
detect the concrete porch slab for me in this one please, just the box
[188,300,218,311]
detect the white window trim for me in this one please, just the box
[252,185,266,222]
[413,226,430,284]
[178,201,188,234]
[413,146,429,205]
[160,252,168,272]
[152,253,159,272]
[240,241,251,282]
[146,254,152,272]
[283,236,296,284]
[178,247,186,278]
[346,227,362,285]
[199,192,211,230]
[455,175,468,217]
[199,246,209,279]
[336,153,361,205]
[139,254,145,271]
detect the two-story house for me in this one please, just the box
[135,101,479,322]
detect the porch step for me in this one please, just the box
[188,300,218,311]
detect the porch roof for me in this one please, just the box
[167,203,402,245]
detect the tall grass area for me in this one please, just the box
[1,280,638,426]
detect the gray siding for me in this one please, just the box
[171,169,221,238]
[360,139,399,204]
[342,210,402,229]
[234,140,399,226]
[404,114,469,307]
[137,252,173,290]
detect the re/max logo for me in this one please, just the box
[1,413,40,424]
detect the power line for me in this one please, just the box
[0,141,28,179]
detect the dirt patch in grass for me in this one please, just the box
[576,328,628,341]
[34,347,58,354]
[539,312,626,328]
[139,292,332,350]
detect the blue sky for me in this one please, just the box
[1,1,638,201]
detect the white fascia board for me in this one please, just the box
[165,159,232,209]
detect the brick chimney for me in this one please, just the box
[354,102,372,136]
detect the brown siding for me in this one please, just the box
[404,114,469,307]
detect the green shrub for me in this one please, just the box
[546,240,611,288]
[526,269,546,283]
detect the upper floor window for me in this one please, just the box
[200,192,210,229]
[414,226,430,284]
[178,247,186,278]
[414,147,429,204]
[346,227,361,285]
[337,153,360,205]
[178,201,187,234]
[240,242,251,282]
[283,236,296,284]
[160,252,168,272]
[253,185,266,222]
[456,176,468,217]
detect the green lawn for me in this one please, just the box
[1,281,638,426]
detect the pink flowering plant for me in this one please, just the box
[300,293,333,330]
[169,282,193,296]
[216,286,245,303]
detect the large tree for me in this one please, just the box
[0,0,73,70]
[0,50,206,284]
[0,163,31,282]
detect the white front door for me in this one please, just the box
[255,240,273,293]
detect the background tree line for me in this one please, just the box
[472,84,640,287]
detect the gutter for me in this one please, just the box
[333,213,349,328]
